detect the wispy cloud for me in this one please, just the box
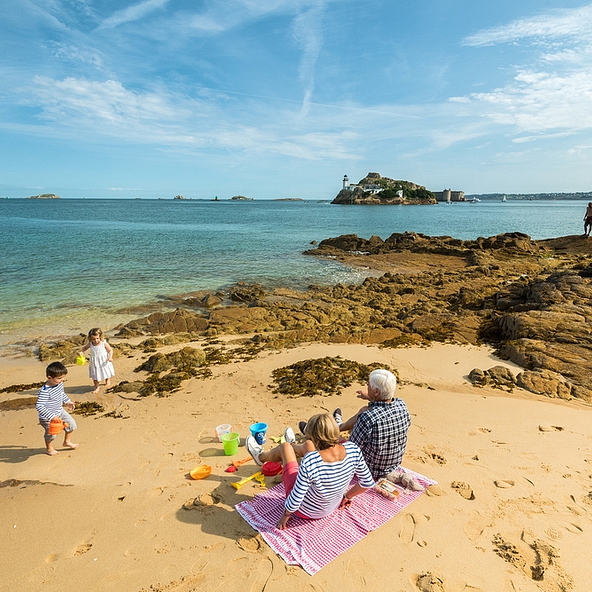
[456,3,592,138]
[463,4,592,47]
[292,3,325,117]
[98,0,171,30]
[21,75,363,160]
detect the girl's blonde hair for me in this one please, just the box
[88,327,103,340]
[304,413,340,450]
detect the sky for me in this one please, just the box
[2,0,592,199]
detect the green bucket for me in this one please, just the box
[221,432,240,456]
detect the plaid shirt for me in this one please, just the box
[349,398,411,480]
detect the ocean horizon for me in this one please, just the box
[2,198,589,345]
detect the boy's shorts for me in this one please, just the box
[39,409,77,442]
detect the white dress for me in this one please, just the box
[89,340,115,381]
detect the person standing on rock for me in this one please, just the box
[584,202,592,237]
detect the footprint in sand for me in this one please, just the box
[237,536,262,553]
[399,513,430,544]
[538,425,564,432]
[45,554,60,563]
[494,479,515,488]
[451,481,475,500]
[414,572,446,592]
[74,544,92,556]
[493,531,574,590]
[183,492,222,510]
[422,445,448,465]
[425,485,444,497]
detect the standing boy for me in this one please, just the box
[36,361,78,456]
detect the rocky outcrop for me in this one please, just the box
[110,231,592,402]
[332,173,437,205]
[27,193,60,199]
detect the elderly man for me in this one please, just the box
[300,368,410,480]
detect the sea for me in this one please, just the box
[1,198,588,345]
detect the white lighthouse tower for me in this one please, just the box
[343,175,350,190]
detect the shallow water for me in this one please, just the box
[1,198,587,340]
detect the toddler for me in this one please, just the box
[79,327,115,394]
[36,361,78,456]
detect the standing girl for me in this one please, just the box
[79,328,115,394]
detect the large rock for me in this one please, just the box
[515,369,573,400]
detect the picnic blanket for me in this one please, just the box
[235,468,436,575]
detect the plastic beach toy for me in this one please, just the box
[215,423,232,442]
[249,422,268,445]
[48,418,67,435]
[221,432,240,456]
[76,355,86,366]
[190,465,212,480]
[262,461,282,476]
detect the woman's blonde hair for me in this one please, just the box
[305,413,340,450]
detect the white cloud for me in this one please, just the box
[463,4,592,47]
[21,75,363,160]
[292,3,325,117]
[98,0,171,29]
[461,69,592,134]
[455,4,592,138]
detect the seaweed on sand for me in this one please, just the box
[72,401,105,416]
[270,357,395,397]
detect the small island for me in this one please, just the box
[332,173,436,205]
[230,195,254,201]
[27,193,60,199]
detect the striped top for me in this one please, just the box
[284,441,374,519]
[36,382,71,422]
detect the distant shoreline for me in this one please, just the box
[4,195,592,201]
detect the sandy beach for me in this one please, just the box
[2,335,591,592]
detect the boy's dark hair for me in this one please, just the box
[46,361,68,378]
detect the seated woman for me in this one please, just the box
[245,413,375,529]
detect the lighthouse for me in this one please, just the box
[343,175,349,190]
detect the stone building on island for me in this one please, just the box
[433,189,465,202]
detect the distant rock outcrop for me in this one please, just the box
[173,195,186,200]
[332,173,436,205]
[230,195,254,201]
[27,193,60,199]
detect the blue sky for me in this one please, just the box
[2,0,592,198]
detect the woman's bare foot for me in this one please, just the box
[91,388,100,394]
[105,379,111,387]
[63,442,79,450]
[45,448,58,456]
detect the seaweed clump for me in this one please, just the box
[72,401,105,416]
[270,357,395,397]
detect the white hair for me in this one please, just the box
[369,369,397,400]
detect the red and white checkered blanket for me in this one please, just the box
[235,468,436,574]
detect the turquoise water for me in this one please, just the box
[1,198,587,336]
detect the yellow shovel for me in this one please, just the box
[231,471,266,491]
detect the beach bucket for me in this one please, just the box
[221,432,240,456]
[76,355,86,366]
[249,422,267,445]
[215,423,232,442]
[48,418,65,435]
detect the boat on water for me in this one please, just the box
[469,197,481,203]
[502,196,508,202]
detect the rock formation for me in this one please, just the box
[332,173,437,205]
